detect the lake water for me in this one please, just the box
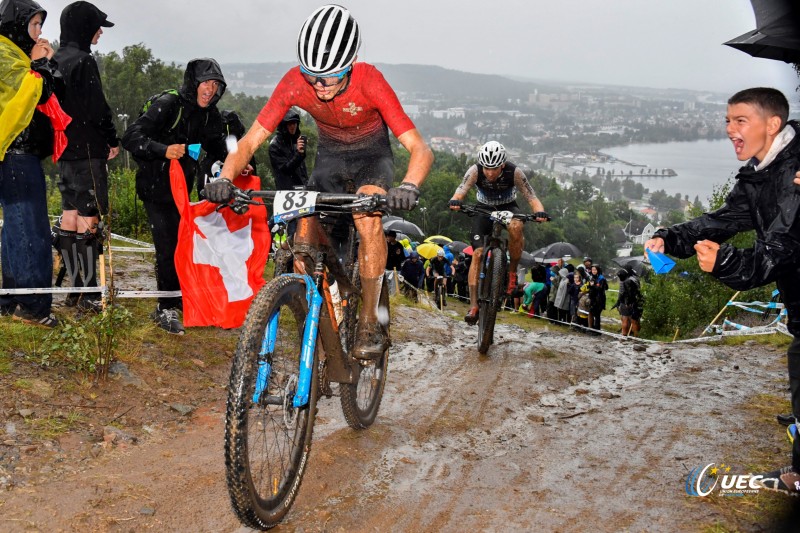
[592,139,743,204]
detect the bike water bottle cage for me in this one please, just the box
[490,210,515,225]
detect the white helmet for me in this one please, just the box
[477,141,506,168]
[297,4,361,76]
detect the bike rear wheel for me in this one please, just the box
[339,274,389,429]
[225,276,319,530]
[478,247,505,355]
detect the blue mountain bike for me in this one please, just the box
[221,188,390,530]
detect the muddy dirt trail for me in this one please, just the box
[0,304,790,532]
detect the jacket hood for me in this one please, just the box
[59,1,113,52]
[0,0,46,56]
[179,57,226,108]
[277,109,302,137]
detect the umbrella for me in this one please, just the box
[448,241,470,254]
[531,242,582,263]
[519,251,536,268]
[724,0,800,63]
[463,245,474,256]
[424,235,452,246]
[416,242,443,260]
[612,256,649,277]
[383,218,424,238]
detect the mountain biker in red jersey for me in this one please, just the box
[206,4,433,359]
[449,141,547,325]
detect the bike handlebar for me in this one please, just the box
[457,204,552,222]
[220,186,388,215]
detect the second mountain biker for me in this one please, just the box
[449,141,548,325]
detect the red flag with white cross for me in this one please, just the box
[169,160,271,328]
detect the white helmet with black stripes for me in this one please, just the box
[297,4,361,76]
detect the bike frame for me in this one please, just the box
[246,193,375,409]
[476,217,510,311]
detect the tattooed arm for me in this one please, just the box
[451,165,479,202]
[514,167,545,212]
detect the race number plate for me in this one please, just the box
[272,190,318,223]
[490,210,515,225]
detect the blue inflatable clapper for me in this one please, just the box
[646,249,676,274]
[187,143,202,160]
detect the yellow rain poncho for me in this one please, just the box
[0,33,42,160]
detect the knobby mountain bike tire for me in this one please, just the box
[224,276,320,530]
[478,247,506,355]
[339,272,390,429]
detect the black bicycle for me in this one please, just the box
[221,188,390,530]
[459,205,548,355]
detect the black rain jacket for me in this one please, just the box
[654,121,800,336]
[53,1,118,160]
[1,0,57,158]
[122,58,227,203]
[268,109,308,190]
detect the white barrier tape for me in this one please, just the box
[109,233,154,247]
[0,286,104,295]
[0,287,182,298]
[109,246,155,253]
[115,290,182,298]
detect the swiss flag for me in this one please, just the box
[170,160,271,328]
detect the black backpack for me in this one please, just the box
[140,89,183,132]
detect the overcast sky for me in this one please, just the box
[41,0,798,96]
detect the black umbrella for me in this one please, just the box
[382,218,424,238]
[531,242,583,262]
[612,256,649,277]
[448,241,470,254]
[724,0,800,63]
[519,251,536,268]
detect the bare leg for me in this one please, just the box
[467,247,483,309]
[352,185,389,359]
[507,219,523,275]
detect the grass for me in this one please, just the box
[13,378,33,390]
[26,411,85,440]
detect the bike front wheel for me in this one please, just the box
[339,275,389,429]
[225,276,319,530]
[478,247,505,355]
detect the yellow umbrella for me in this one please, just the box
[424,235,452,246]
[416,241,443,260]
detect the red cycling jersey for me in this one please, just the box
[256,63,415,150]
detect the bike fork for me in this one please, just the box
[252,274,322,409]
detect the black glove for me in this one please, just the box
[203,179,235,204]
[449,199,462,209]
[532,211,551,221]
[387,182,420,211]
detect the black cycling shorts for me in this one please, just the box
[470,200,520,251]
[308,144,394,194]
[57,158,109,216]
